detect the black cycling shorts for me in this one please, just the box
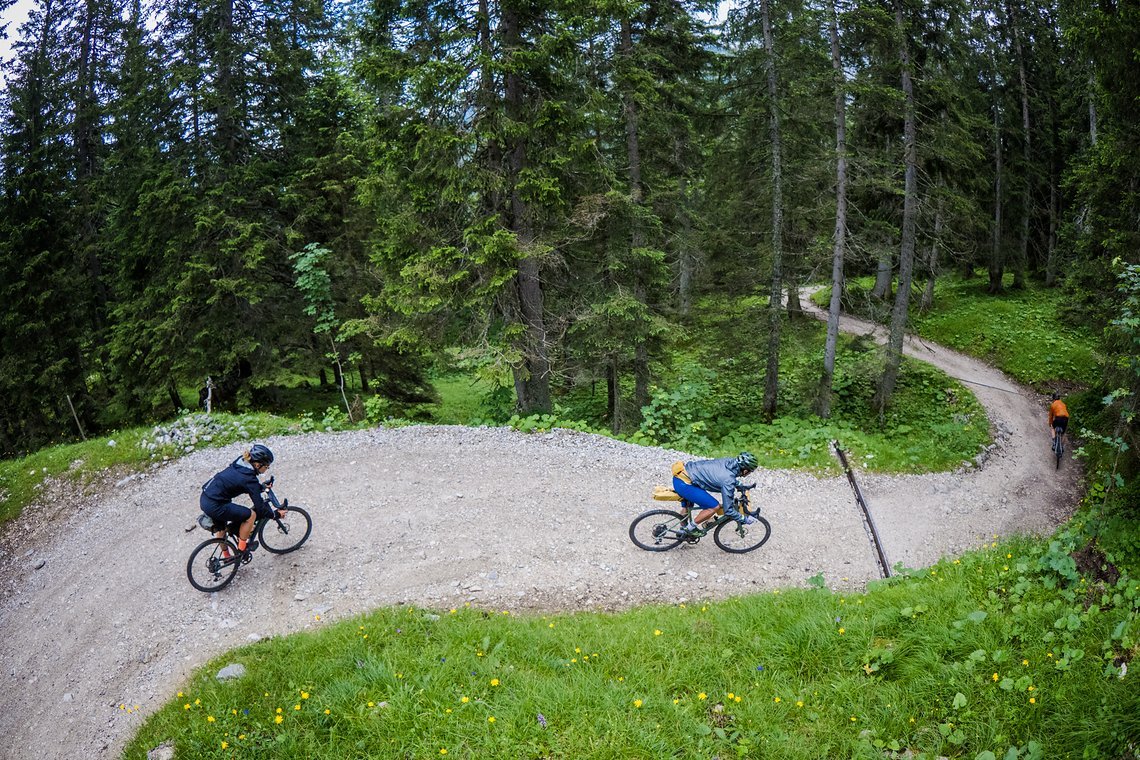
[1052,416,1068,434]
[200,497,253,526]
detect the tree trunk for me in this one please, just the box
[786,285,803,319]
[504,3,551,415]
[677,168,695,317]
[1009,0,1030,288]
[872,245,893,300]
[1045,164,1058,287]
[817,0,848,420]
[216,0,238,164]
[920,179,944,313]
[608,356,621,434]
[167,378,183,412]
[988,48,1005,294]
[76,0,107,330]
[874,1,919,416]
[477,0,502,216]
[761,0,784,421]
[621,17,650,418]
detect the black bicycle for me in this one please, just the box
[187,478,312,592]
[1052,425,1065,469]
[629,482,771,554]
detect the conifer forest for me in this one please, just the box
[1,0,1138,465]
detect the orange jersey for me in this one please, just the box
[1049,399,1069,425]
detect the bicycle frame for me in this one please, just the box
[679,483,755,524]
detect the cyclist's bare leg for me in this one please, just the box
[693,507,718,524]
[236,512,255,542]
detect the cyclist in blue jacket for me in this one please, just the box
[199,444,283,557]
[674,452,760,537]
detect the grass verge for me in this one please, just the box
[124,532,1139,759]
[819,274,1100,391]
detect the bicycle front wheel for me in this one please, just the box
[258,506,312,554]
[629,509,688,552]
[713,515,772,554]
[187,537,242,592]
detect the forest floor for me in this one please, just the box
[0,302,1083,760]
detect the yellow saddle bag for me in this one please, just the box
[653,485,682,502]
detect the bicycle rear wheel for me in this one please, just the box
[713,515,772,554]
[629,509,688,552]
[187,537,241,592]
[1053,428,1064,469]
[258,506,312,554]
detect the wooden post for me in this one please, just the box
[833,441,891,579]
[66,394,87,440]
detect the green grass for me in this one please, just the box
[430,374,503,425]
[0,412,301,526]
[484,295,991,474]
[124,535,1140,759]
[822,273,1100,391]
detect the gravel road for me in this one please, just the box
[0,307,1082,759]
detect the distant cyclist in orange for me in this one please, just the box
[1048,393,1069,443]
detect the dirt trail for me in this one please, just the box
[0,304,1081,759]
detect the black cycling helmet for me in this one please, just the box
[248,444,274,466]
[736,451,758,472]
[1051,392,1061,401]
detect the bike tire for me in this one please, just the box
[187,537,242,592]
[629,509,688,552]
[713,514,772,554]
[258,506,312,554]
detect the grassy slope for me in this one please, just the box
[822,274,1100,391]
[124,536,1139,759]
[6,279,1137,758]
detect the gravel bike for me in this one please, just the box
[628,482,771,554]
[1052,425,1065,469]
[187,477,312,592]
